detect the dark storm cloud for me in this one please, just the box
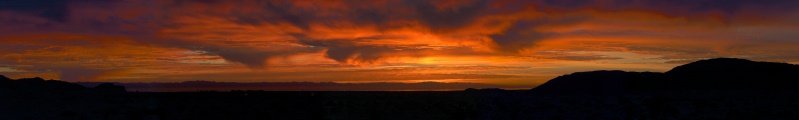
[296,37,409,64]
[534,0,799,21]
[144,39,324,68]
[227,1,313,30]
[479,0,799,52]
[296,36,482,64]
[489,21,550,53]
[199,45,323,68]
[488,15,589,53]
[643,0,796,16]
[215,0,492,32]
[0,0,70,22]
[410,0,489,32]
[539,0,595,9]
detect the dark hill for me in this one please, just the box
[530,70,663,96]
[0,75,10,81]
[531,58,799,96]
[0,77,86,94]
[666,58,799,91]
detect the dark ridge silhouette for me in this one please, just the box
[520,58,799,119]
[0,75,10,81]
[531,57,799,96]
[665,58,799,91]
[0,77,85,95]
[530,70,665,96]
[0,77,125,95]
[76,81,526,92]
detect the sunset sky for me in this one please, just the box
[1,0,798,86]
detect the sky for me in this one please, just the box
[0,0,798,86]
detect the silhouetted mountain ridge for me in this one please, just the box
[0,75,10,81]
[531,58,799,96]
[666,58,799,90]
[0,77,126,96]
[76,81,526,92]
[531,70,664,96]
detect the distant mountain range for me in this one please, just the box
[531,58,799,96]
[0,76,125,97]
[75,81,525,92]
[2,75,525,92]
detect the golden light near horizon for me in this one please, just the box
[0,0,798,87]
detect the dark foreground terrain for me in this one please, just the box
[5,90,799,119]
[3,58,799,119]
